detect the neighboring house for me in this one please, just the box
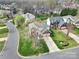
[18,8,23,15]
[76,4,79,8]
[29,22,50,39]
[53,8,62,14]
[62,0,77,8]
[0,2,17,18]
[74,20,79,28]
[22,13,35,24]
[52,5,63,14]
[0,4,11,10]
[49,16,66,28]
[0,10,13,18]
[63,15,75,24]
[48,16,75,28]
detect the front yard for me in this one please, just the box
[0,41,5,52]
[0,23,6,27]
[72,27,79,36]
[0,27,9,38]
[0,25,8,52]
[50,29,79,49]
[18,26,49,56]
[36,14,48,21]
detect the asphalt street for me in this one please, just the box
[0,21,79,59]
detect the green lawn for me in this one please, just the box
[72,27,79,36]
[50,29,79,49]
[0,41,5,52]
[0,27,8,52]
[36,14,48,20]
[18,26,49,56]
[0,23,6,27]
[0,16,7,19]
[0,27,9,38]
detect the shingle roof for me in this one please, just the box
[50,16,65,27]
[29,22,49,33]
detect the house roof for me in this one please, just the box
[22,13,35,20]
[29,22,49,33]
[50,16,64,23]
[63,15,75,23]
[50,16,66,27]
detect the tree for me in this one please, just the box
[66,18,73,37]
[14,16,25,26]
[23,8,28,14]
[66,23,71,36]
[13,8,17,14]
[71,9,77,16]
[60,8,77,16]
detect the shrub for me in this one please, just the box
[60,8,77,16]
[13,16,25,26]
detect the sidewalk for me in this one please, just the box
[0,37,7,41]
[43,36,60,52]
[62,29,79,43]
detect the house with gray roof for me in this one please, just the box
[48,16,75,29]
[49,16,66,28]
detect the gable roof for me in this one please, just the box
[50,16,64,23]
[50,16,66,27]
[22,13,35,20]
[29,22,49,33]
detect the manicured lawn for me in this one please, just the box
[0,27,9,38]
[0,41,5,52]
[36,14,48,20]
[50,29,79,49]
[72,27,79,36]
[18,26,49,56]
[0,27,8,52]
[0,23,6,27]
[0,23,8,52]
[0,16,7,19]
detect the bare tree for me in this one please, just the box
[66,18,73,37]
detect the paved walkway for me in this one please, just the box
[43,36,60,52]
[0,37,7,41]
[61,29,79,43]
